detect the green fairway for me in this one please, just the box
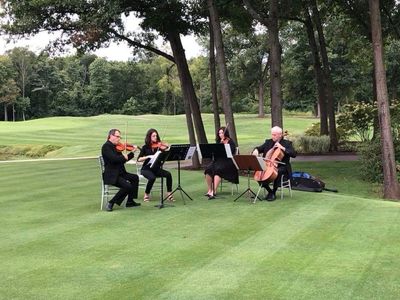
[0,113,316,159]
[1,158,399,299]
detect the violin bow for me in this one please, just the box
[124,121,128,153]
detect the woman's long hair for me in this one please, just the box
[215,126,230,143]
[145,128,160,146]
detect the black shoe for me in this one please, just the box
[266,193,276,201]
[208,195,216,200]
[126,201,141,207]
[106,202,114,212]
[204,193,211,197]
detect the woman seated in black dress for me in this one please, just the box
[204,126,239,199]
[137,128,174,202]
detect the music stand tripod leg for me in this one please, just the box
[162,159,192,204]
[233,169,260,202]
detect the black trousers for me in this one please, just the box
[110,173,139,205]
[141,168,172,194]
[261,166,287,194]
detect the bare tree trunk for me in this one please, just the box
[269,0,283,128]
[207,0,238,145]
[369,0,400,200]
[4,104,8,121]
[168,31,209,168]
[12,104,15,121]
[209,18,221,134]
[311,0,338,150]
[258,60,269,118]
[304,9,328,135]
[258,77,265,118]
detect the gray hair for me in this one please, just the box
[271,126,283,134]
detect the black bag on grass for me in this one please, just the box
[291,172,337,193]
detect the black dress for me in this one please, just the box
[204,139,239,184]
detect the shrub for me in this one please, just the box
[358,137,400,183]
[0,145,62,159]
[304,122,349,143]
[292,135,330,154]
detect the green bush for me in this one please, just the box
[305,122,349,143]
[292,135,331,154]
[0,145,62,159]
[358,137,400,183]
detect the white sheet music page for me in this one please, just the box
[185,146,196,160]
[224,143,233,158]
[148,150,162,168]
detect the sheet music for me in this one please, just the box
[148,150,162,168]
[185,146,196,160]
[224,143,233,158]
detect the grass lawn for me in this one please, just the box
[1,158,399,299]
[1,114,398,299]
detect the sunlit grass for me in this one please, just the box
[0,158,399,299]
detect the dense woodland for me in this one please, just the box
[1,0,400,198]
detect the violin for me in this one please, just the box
[221,137,230,144]
[253,146,284,183]
[116,143,140,152]
[151,141,169,151]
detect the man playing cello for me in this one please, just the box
[252,126,297,201]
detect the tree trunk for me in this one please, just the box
[311,0,338,150]
[258,77,265,118]
[4,104,8,121]
[269,0,283,128]
[209,18,221,134]
[304,9,328,135]
[207,0,238,145]
[258,60,269,118]
[369,0,400,200]
[167,31,209,168]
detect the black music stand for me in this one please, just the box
[199,143,232,161]
[162,144,196,204]
[199,143,233,195]
[232,155,265,203]
[148,150,172,209]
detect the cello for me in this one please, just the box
[253,145,284,183]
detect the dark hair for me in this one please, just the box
[216,126,230,143]
[145,128,160,146]
[108,129,120,139]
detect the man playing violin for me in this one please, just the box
[101,129,140,211]
[204,126,239,199]
[252,126,296,201]
[137,128,174,202]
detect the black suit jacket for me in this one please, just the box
[101,140,134,185]
[255,138,297,176]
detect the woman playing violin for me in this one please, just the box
[101,129,140,211]
[137,128,174,202]
[252,126,296,201]
[204,126,239,200]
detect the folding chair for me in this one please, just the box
[135,160,163,194]
[98,156,120,210]
[254,171,292,202]
[277,173,292,200]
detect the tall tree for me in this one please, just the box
[7,47,35,121]
[208,19,221,133]
[207,0,238,144]
[309,0,338,150]
[243,0,283,127]
[369,0,400,199]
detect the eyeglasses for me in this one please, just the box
[113,134,121,138]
